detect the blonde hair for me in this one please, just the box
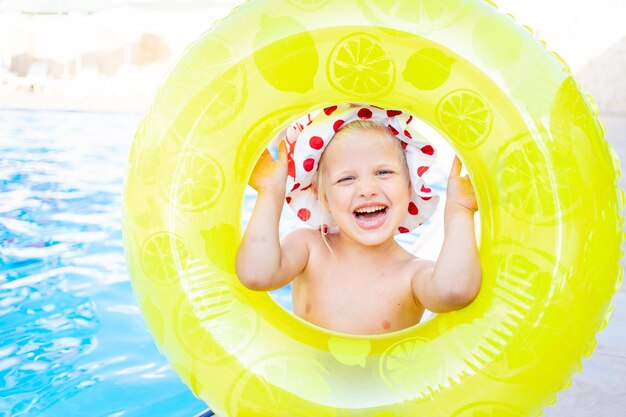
[313,120,409,254]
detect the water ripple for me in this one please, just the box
[0,109,204,417]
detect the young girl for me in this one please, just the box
[236,104,481,335]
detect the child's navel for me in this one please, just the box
[305,303,312,314]
[382,320,391,330]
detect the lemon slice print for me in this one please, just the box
[550,76,603,144]
[226,353,336,417]
[175,36,240,83]
[159,64,246,139]
[174,293,259,365]
[436,89,492,149]
[162,151,225,212]
[191,64,247,133]
[357,0,470,34]
[496,131,582,225]
[140,232,191,285]
[160,36,246,133]
[379,337,436,398]
[550,78,614,204]
[234,104,316,182]
[327,33,395,98]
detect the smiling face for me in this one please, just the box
[316,125,411,247]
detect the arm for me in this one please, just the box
[412,155,482,312]
[236,142,310,291]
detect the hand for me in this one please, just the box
[249,140,289,195]
[446,155,478,213]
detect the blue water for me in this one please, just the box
[0,108,445,417]
[0,109,208,417]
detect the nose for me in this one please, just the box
[358,177,379,197]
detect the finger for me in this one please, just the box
[257,148,273,164]
[277,139,288,163]
[449,155,462,177]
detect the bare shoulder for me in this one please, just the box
[408,257,435,306]
[282,227,320,245]
[280,227,322,256]
[409,256,436,279]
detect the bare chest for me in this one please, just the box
[292,252,424,334]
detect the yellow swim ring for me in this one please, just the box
[122,0,624,415]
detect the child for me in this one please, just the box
[236,104,481,335]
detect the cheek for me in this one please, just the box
[320,187,338,211]
[326,188,351,210]
[392,180,412,205]
[402,176,412,197]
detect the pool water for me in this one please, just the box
[0,109,208,416]
[0,108,447,417]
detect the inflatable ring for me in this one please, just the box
[123,0,624,415]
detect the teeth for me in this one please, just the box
[354,205,386,214]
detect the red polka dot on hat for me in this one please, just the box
[324,105,337,115]
[298,208,311,221]
[309,136,324,150]
[303,158,315,172]
[333,119,345,132]
[358,108,373,119]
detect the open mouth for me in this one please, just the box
[353,205,388,229]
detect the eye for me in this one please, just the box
[337,176,355,184]
[377,170,394,176]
